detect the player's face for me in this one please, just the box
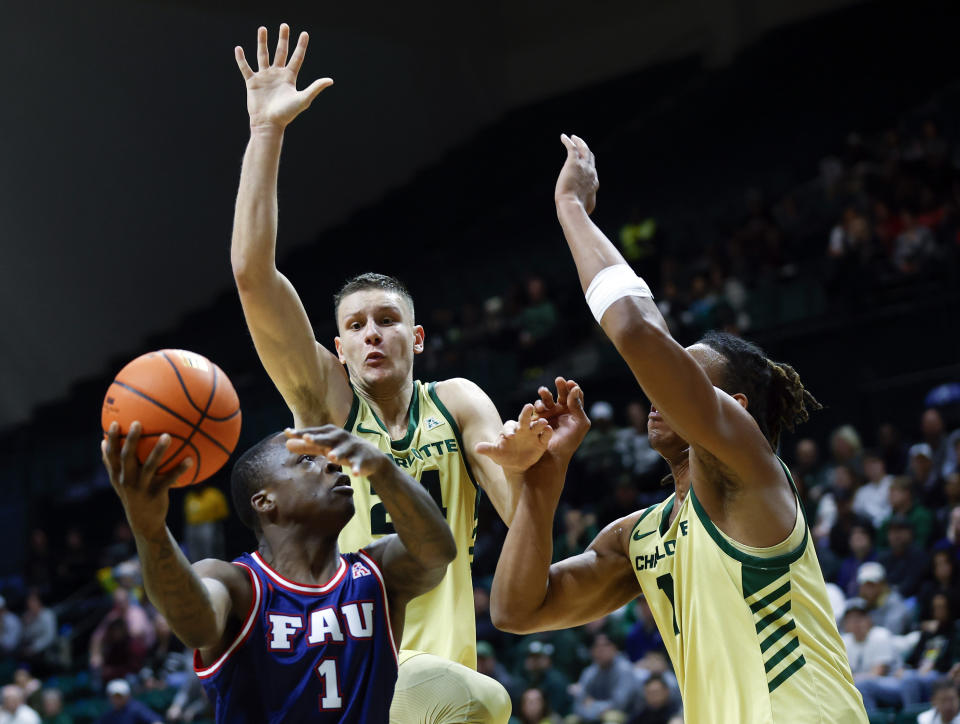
[648,343,728,457]
[260,438,356,528]
[334,289,424,391]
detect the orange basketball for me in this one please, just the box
[101,349,242,487]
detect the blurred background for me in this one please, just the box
[2,0,960,722]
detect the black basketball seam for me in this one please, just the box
[111,380,232,456]
[160,351,239,422]
[117,431,202,486]
[162,366,219,478]
[161,351,206,415]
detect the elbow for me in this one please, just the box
[434,532,457,569]
[604,306,669,350]
[489,602,535,635]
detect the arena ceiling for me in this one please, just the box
[0,0,860,431]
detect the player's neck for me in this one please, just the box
[355,377,416,437]
[259,528,341,586]
[667,449,692,505]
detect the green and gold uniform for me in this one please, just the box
[340,380,480,669]
[628,467,867,723]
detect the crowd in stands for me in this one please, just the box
[1,78,959,724]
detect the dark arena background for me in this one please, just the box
[2,0,960,721]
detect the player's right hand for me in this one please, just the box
[101,421,193,538]
[284,425,389,478]
[235,23,333,130]
[531,377,591,464]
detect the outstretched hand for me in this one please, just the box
[474,404,554,472]
[284,425,389,478]
[475,377,591,473]
[235,23,333,129]
[554,134,598,214]
[101,421,194,539]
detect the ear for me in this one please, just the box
[251,489,275,516]
[412,325,425,355]
[732,393,749,410]
[334,336,347,364]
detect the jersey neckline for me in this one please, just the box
[250,552,348,595]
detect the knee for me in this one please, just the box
[473,682,512,724]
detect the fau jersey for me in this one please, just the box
[195,550,398,723]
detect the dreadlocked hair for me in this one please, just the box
[700,331,822,450]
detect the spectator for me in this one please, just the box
[517,277,558,359]
[791,438,829,504]
[164,671,209,723]
[0,686,39,724]
[878,516,930,598]
[53,528,96,602]
[937,476,960,539]
[23,532,54,601]
[920,551,960,621]
[625,598,666,664]
[89,590,154,685]
[17,592,56,675]
[836,521,878,597]
[10,673,38,713]
[181,485,229,563]
[878,476,933,549]
[138,615,186,690]
[597,477,641,529]
[575,402,624,482]
[903,593,960,696]
[615,401,663,487]
[918,677,960,724]
[853,450,894,527]
[827,471,870,558]
[571,633,640,723]
[857,561,912,635]
[841,598,905,713]
[477,641,522,710]
[553,507,598,562]
[95,680,161,724]
[877,423,908,476]
[829,425,864,476]
[628,674,680,724]
[99,524,136,570]
[912,441,945,508]
[0,597,22,657]
[513,688,561,724]
[894,210,937,275]
[923,409,951,480]
[517,640,571,717]
[37,689,70,724]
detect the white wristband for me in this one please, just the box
[584,264,653,323]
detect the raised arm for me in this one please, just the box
[285,427,456,617]
[484,380,642,633]
[554,135,775,480]
[101,423,251,655]
[231,24,352,429]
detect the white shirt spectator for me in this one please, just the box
[0,705,39,724]
[843,624,897,675]
[918,709,960,724]
[853,475,893,528]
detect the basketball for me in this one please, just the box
[101,349,242,487]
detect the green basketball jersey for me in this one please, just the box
[339,380,480,669]
[628,468,867,723]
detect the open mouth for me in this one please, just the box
[333,474,352,489]
[365,352,385,364]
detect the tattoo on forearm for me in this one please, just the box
[136,529,214,637]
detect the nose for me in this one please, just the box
[363,320,382,345]
[325,461,342,475]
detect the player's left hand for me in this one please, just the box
[474,404,554,472]
[530,377,591,465]
[284,425,389,477]
[555,134,598,214]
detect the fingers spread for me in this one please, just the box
[273,23,290,67]
[287,31,310,74]
[256,26,269,71]
[235,47,254,80]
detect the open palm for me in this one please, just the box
[236,24,333,129]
